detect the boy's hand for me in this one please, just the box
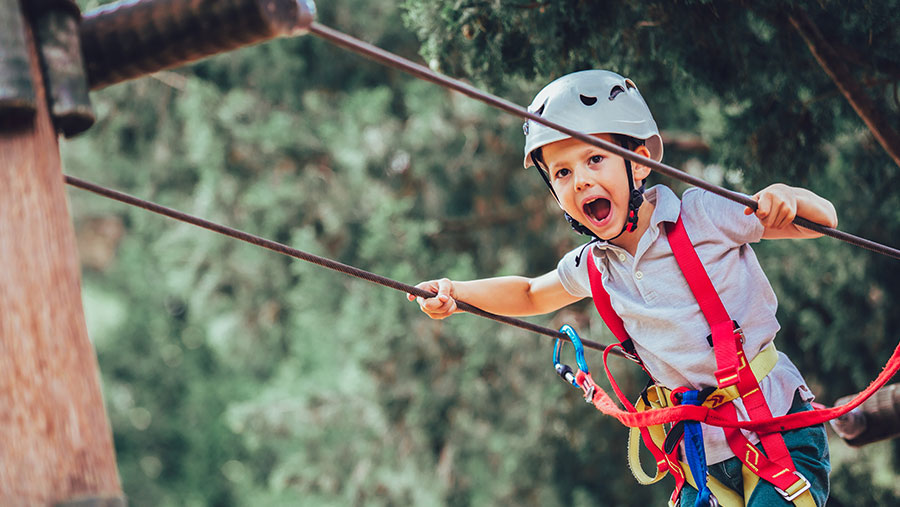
[407,278,459,319]
[744,183,798,230]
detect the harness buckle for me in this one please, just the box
[773,472,811,502]
[646,383,669,408]
[714,366,740,389]
[732,324,745,344]
[621,349,642,364]
[620,338,643,364]
[705,320,744,346]
[583,384,596,403]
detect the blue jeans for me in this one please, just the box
[678,390,831,506]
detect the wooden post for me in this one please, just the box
[0,0,316,502]
[0,1,122,504]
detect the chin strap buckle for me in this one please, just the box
[626,208,639,232]
[625,187,644,232]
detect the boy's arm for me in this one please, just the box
[407,270,583,319]
[745,183,838,240]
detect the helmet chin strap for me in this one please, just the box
[530,153,645,243]
[602,158,644,241]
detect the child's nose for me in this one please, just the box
[573,167,592,191]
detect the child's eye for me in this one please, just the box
[589,155,604,164]
[554,168,570,179]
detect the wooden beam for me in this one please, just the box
[0,3,122,504]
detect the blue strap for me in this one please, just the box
[682,390,714,507]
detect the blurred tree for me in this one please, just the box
[61,0,899,505]
[404,0,900,501]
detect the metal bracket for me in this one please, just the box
[0,0,37,123]
[31,0,95,136]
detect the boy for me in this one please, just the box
[408,70,836,505]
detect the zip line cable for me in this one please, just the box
[63,25,897,361]
[308,22,900,261]
[64,175,620,356]
[64,181,900,434]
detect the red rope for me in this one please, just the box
[583,339,900,432]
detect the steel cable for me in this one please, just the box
[308,22,900,261]
[64,175,619,355]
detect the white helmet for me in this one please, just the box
[522,70,663,168]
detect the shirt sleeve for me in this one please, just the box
[685,188,765,246]
[556,244,594,298]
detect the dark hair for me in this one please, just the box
[532,134,645,173]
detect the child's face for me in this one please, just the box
[542,134,650,239]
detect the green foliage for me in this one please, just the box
[62,0,899,505]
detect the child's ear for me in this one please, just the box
[632,144,653,184]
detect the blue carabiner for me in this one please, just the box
[552,324,590,388]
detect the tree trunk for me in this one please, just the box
[788,8,900,169]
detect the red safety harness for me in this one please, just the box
[567,213,900,504]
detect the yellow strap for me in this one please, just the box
[660,344,780,410]
[741,464,758,504]
[663,345,817,506]
[624,345,786,499]
[792,489,817,506]
[680,461,817,506]
[626,391,671,485]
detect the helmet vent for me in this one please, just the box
[608,85,625,100]
[624,79,637,90]
[535,103,545,115]
[579,94,598,106]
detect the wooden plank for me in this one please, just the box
[0,6,122,505]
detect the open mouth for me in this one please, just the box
[583,197,611,224]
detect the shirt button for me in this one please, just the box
[635,271,644,280]
[618,253,626,262]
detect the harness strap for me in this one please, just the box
[570,351,900,431]
[582,214,824,504]
[580,345,688,496]
[681,389,714,506]
[626,345,780,503]
[586,251,642,364]
[665,216,739,390]
[664,217,807,497]
[595,344,686,498]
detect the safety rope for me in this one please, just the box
[64,175,619,355]
[308,22,900,261]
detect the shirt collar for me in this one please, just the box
[646,184,681,227]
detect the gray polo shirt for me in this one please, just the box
[557,184,812,464]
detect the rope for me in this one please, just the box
[64,175,619,356]
[308,22,900,261]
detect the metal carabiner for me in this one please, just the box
[552,324,590,388]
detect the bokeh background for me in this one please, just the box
[63,0,899,505]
